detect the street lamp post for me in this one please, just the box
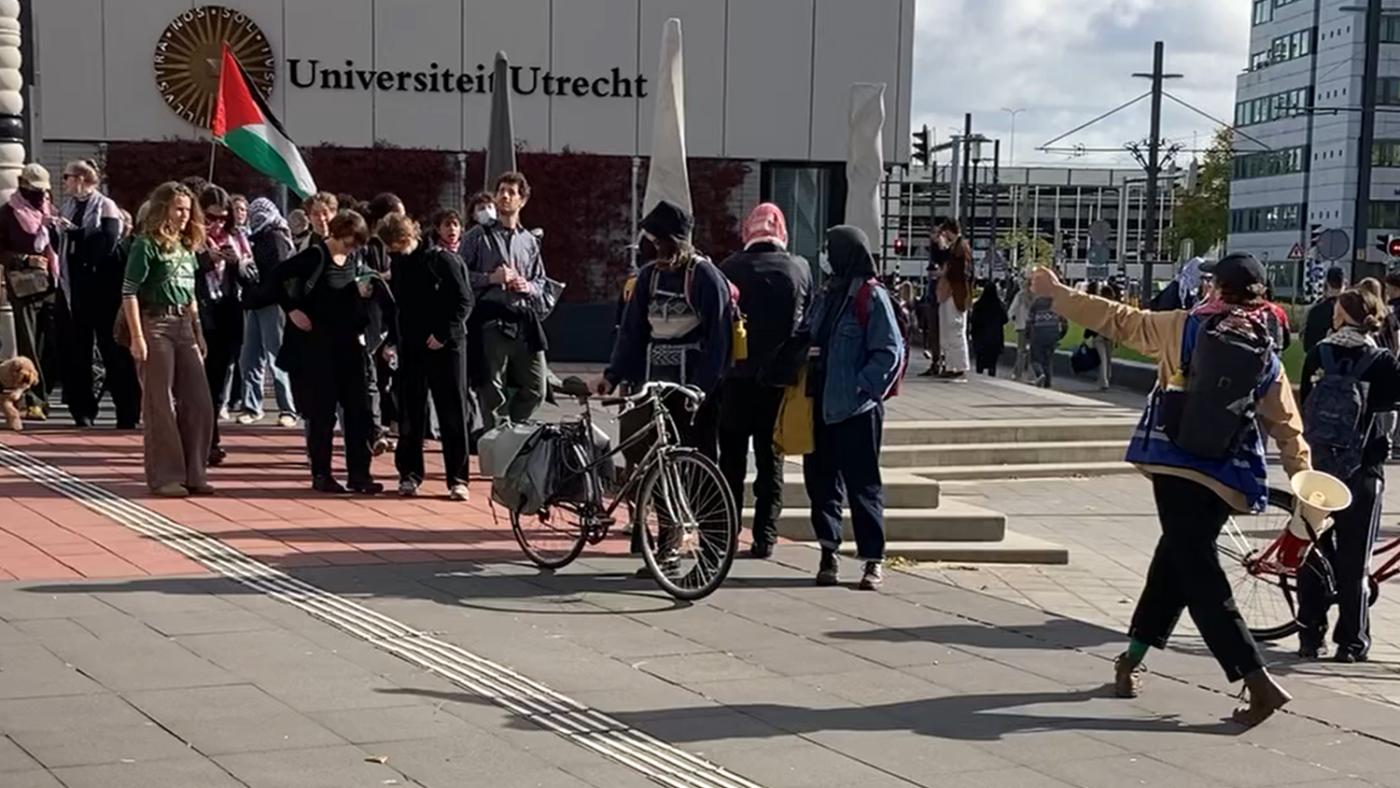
[1001,107,1026,168]
[0,0,26,360]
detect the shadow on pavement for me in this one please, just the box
[824,618,1120,651]
[377,685,1241,742]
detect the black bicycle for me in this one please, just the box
[509,378,739,601]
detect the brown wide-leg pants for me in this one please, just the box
[138,312,213,491]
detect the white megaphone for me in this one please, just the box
[1278,471,1353,568]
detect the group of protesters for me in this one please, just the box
[0,161,553,502]
[0,159,908,588]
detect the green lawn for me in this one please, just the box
[1003,323,1306,382]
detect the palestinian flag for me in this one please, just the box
[211,43,316,199]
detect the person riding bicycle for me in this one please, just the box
[1297,279,1400,663]
[1028,253,1311,727]
[593,200,732,578]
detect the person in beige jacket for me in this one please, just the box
[1029,253,1310,727]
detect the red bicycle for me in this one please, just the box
[1216,488,1400,641]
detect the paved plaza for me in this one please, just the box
[1,372,1399,787]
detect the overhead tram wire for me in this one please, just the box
[1037,92,1152,152]
[1162,92,1273,152]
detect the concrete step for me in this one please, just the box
[757,498,1006,543]
[910,461,1138,481]
[849,531,1069,565]
[745,473,941,509]
[883,418,1137,446]
[880,440,1127,468]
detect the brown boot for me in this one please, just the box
[1232,668,1291,727]
[1113,653,1145,698]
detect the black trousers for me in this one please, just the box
[395,346,469,487]
[1129,475,1265,682]
[303,341,375,483]
[1298,470,1383,656]
[803,406,886,561]
[59,283,140,426]
[974,345,1001,376]
[204,317,242,452]
[366,348,397,437]
[718,377,785,547]
[12,294,54,410]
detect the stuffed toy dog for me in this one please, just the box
[0,356,39,432]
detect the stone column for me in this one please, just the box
[0,0,23,199]
[0,0,21,359]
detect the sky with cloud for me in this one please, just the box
[911,0,1250,169]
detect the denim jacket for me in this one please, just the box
[809,278,904,425]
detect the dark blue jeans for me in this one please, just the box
[804,405,885,561]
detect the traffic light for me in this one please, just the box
[911,125,931,168]
[893,237,907,256]
[1378,235,1400,258]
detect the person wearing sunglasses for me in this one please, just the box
[272,210,383,495]
[195,185,252,466]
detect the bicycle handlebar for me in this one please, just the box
[553,377,704,410]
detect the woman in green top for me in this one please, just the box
[121,181,215,498]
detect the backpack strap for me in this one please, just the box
[1318,343,1336,374]
[854,278,879,328]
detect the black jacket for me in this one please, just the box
[969,287,1008,354]
[1302,296,1338,355]
[1300,340,1400,473]
[719,242,812,385]
[389,246,473,352]
[241,226,295,310]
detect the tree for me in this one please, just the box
[997,227,1055,272]
[1168,128,1232,258]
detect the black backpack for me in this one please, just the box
[1304,344,1383,479]
[1161,310,1274,459]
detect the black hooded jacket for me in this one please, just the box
[719,242,812,385]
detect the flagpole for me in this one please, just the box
[207,136,217,185]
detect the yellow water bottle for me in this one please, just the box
[732,314,749,362]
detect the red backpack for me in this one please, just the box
[853,278,911,399]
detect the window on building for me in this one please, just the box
[1254,0,1272,26]
[1371,201,1400,228]
[1230,204,1303,234]
[1273,0,1302,6]
[1233,146,1309,179]
[1381,14,1400,43]
[1236,86,1311,126]
[1380,78,1400,105]
[1374,140,1400,167]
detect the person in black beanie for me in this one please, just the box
[594,199,733,577]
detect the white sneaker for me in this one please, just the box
[449,484,470,502]
[218,407,231,422]
[278,413,299,429]
[236,413,260,426]
[398,480,419,497]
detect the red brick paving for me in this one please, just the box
[0,422,639,582]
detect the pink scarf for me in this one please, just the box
[7,191,58,278]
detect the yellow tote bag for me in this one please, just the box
[773,365,815,456]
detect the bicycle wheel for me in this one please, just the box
[635,448,738,601]
[511,503,590,570]
[1215,488,1328,642]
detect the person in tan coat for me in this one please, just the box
[1028,253,1310,727]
